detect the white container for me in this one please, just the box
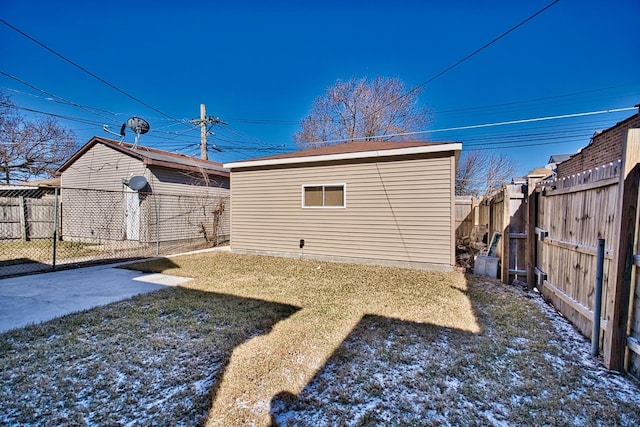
[475,256,499,278]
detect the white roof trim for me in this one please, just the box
[0,186,39,190]
[224,143,462,169]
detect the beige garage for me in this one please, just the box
[223,141,461,271]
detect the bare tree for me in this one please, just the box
[294,76,430,146]
[0,91,77,183]
[456,151,517,197]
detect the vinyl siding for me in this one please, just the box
[60,188,125,241]
[60,143,230,242]
[60,143,147,190]
[60,144,144,241]
[148,167,230,194]
[230,153,455,267]
[147,166,231,239]
[147,190,230,243]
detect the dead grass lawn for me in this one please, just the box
[1,251,639,426]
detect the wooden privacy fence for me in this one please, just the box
[535,129,640,375]
[0,191,55,240]
[455,196,487,249]
[455,196,473,241]
[534,162,622,369]
[464,129,640,378]
[461,182,531,283]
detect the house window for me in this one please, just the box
[303,184,345,208]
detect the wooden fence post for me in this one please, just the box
[19,195,28,241]
[606,129,640,370]
[502,185,510,284]
[526,177,538,289]
[472,196,479,238]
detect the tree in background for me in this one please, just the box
[456,151,517,197]
[0,91,77,183]
[294,76,430,146]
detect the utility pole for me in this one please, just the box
[190,104,225,160]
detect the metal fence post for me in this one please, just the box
[592,238,605,357]
[155,194,160,256]
[52,187,59,270]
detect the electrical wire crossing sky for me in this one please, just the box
[1,0,638,176]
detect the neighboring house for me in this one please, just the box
[223,141,462,271]
[0,177,60,195]
[546,154,572,176]
[525,167,552,182]
[56,137,230,245]
[556,111,640,178]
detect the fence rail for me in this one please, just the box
[455,129,640,379]
[535,172,619,361]
[0,187,229,277]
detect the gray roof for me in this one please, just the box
[548,154,572,164]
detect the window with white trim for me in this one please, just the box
[302,184,345,207]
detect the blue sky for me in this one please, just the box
[1,0,638,176]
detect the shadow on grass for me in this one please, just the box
[269,313,478,426]
[265,278,485,425]
[269,277,640,426]
[0,286,300,426]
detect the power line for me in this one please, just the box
[0,71,119,124]
[8,92,633,157]
[220,125,273,147]
[432,86,618,115]
[225,117,298,125]
[3,97,277,153]
[333,0,562,145]
[5,104,106,127]
[141,84,634,136]
[447,112,623,135]
[427,107,636,134]
[465,137,592,152]
[3,75,633,162]
[0,18,185,126]
[3,99,205,150]
[301,106,636,145]
[408,0,561,96]
[0,71,210,148]
[2,82,200,136]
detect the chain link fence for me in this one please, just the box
[0,187,229,278]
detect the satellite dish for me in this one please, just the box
[127,117,150,135]
[127,175,148,191]
[126,117,150,149]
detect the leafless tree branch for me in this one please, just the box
[456,151,517,197]
[0,91,77,183]
[294,76,431,146]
